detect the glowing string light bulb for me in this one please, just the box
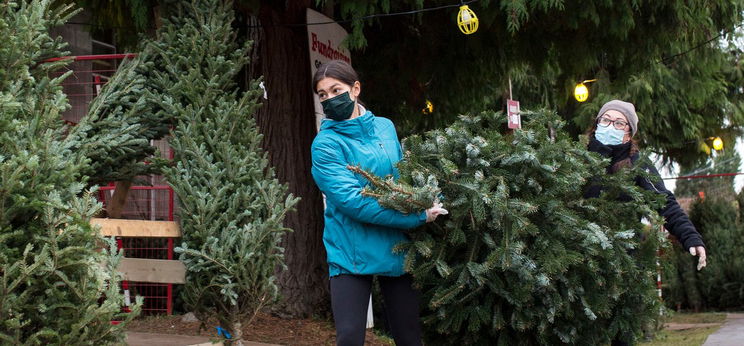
[573,79,597,102]
[457,5,478,35]
[574,83,589,102]
[422,100,434,114]
[713,137,724,151]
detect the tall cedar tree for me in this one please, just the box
[149,0,300,343]
[334,0,744,168]
[0,0,139,343]
[359,109,668,344]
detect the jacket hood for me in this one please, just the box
[319,110,375,139]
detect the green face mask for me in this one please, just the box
[321,92,356,121]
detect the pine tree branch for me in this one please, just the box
[348,165,432,210]
[360,190,430,210]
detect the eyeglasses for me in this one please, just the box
[597,116,629,130]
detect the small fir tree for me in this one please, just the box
[0,1,139,343]
[150,1,299,343]
[359,110,667,344]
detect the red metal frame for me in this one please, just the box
[116,238,133,313]
[49,53,137,125]
[97,183,176,315]
[98,185,174,221]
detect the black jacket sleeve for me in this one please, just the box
[636,165,705,250]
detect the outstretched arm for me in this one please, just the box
[311,139,427,229]
[642,165,706,269]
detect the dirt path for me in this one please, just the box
[125,312,390,345]
[126,332,279,346]
[664,323,723,331]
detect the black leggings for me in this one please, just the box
[330,274,422,346]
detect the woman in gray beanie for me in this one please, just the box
[584,99,706,346]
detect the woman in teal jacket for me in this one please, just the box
[311,60,446,346]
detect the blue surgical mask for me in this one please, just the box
[595,125,625,146]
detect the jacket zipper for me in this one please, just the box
[643,167,662,193]
[378,142,396,173]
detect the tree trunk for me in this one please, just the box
[251,1,329,318]
[106,181,132,218]
[231,312,243,346]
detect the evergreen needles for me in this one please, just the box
[347,164,439,213]
[365,110,668,344]
[151,1,299,343]
[0,1,140,343]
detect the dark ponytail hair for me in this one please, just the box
[312,60,360,93]
[586,124,640,174]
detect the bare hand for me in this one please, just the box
[425,201,449,223]
[689,246,707,271]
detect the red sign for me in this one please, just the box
[507,99,521,129]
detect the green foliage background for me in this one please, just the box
[334,0,744,169]
[71,0,744,169]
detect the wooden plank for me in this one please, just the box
[118,258,186,284]
[91,218,181,238]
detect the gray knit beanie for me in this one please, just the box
[596,100,638,136]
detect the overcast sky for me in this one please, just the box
[653,137,744,193]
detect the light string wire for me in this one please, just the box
[65,0,480,29]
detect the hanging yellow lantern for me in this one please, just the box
[457,5,478,35]
[712,137,724,151]
[422,100,434,114]
[573,79,596,102]
[574,83,589,102]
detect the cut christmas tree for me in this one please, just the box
[0,1,139,343]
[360,109,667,345]
[146,0,300,344]
[68,52,170,187]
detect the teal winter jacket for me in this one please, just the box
[311,110,427,277]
